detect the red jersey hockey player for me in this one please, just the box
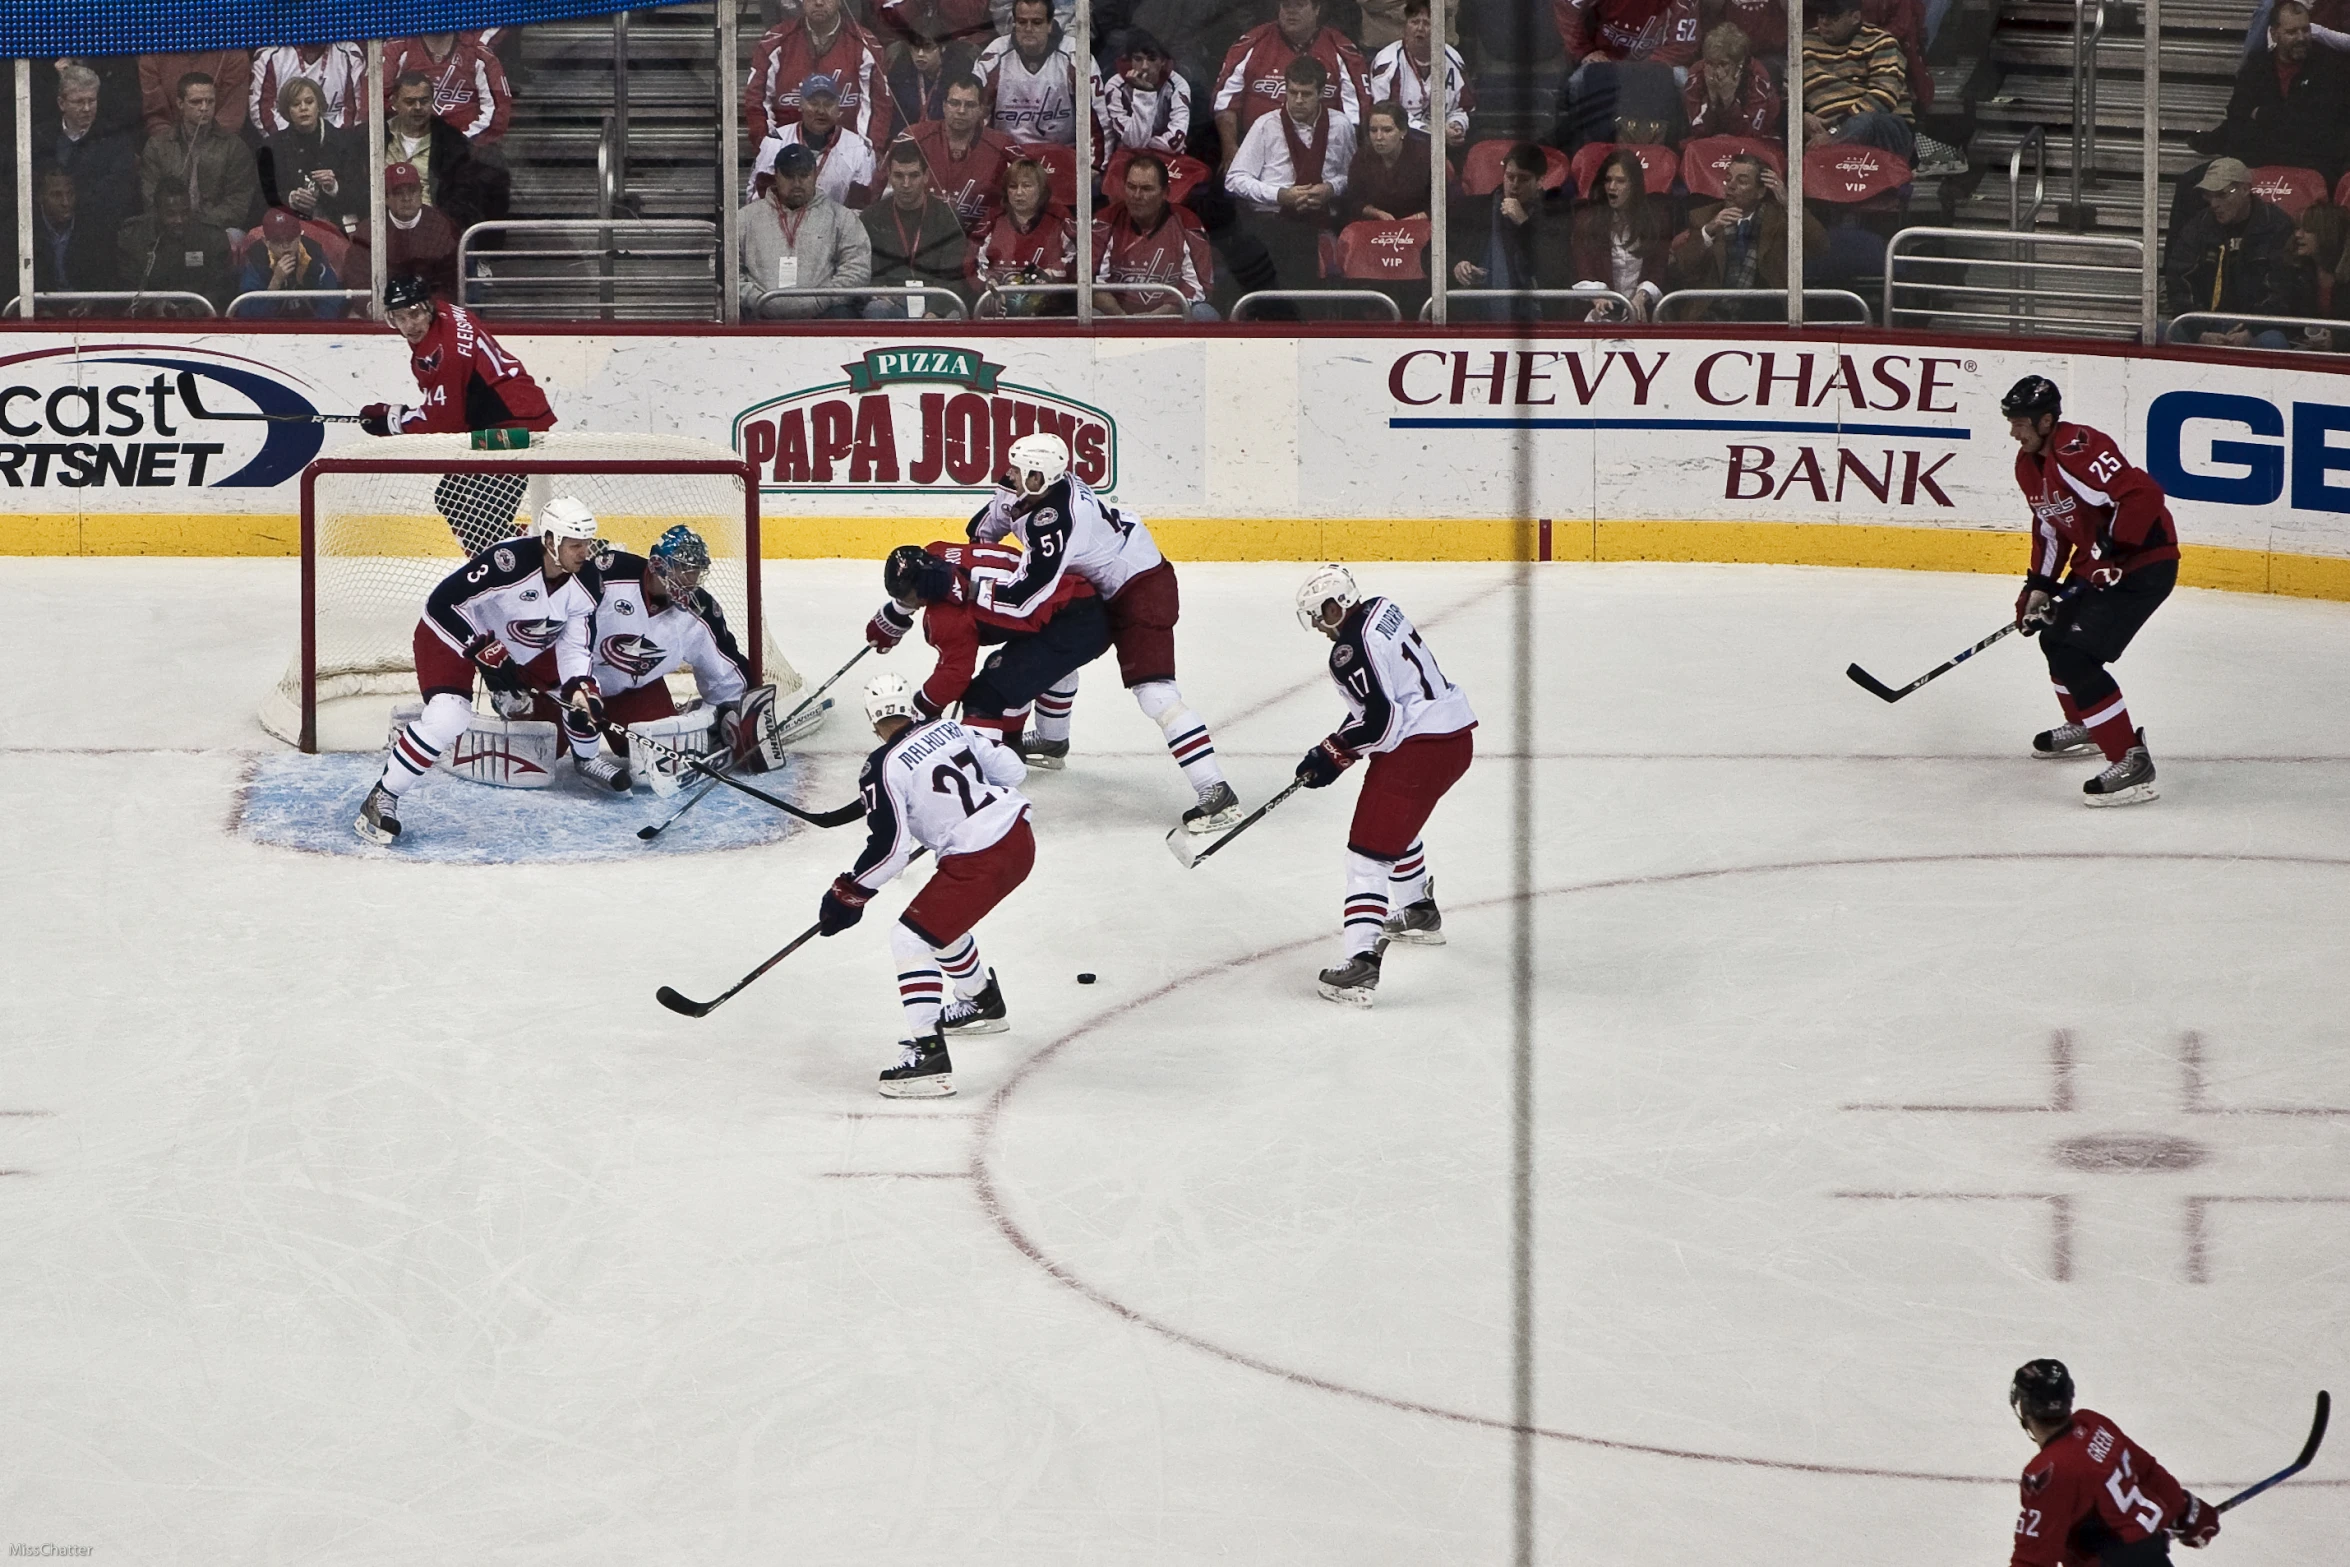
[1294,565,1477,1006]
[863,539,1110,746]
[361,275,559,555]
[966,431,1242,833]
[817,674,1037,1097]
[2004,376,2179,807]
[355,496,619,844]
[2008,1359,2219,1567]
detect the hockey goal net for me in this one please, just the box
[261,433,801,751]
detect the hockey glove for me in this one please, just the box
[817,873,872,935]
[359,403,407,437]
[464,634,513,671]
[913,688,943,720]
[2016,587,2056,634]
[2171,1495,2220,1549]
[561,676,606,725]
[1296,739,1354,789]
[2086,563,2125,590]
[866,600,915,653]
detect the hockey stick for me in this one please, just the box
[1166,779,1305,869]
[633,697,837,842]
[176,370,366,424]
[632,651,859,839]
[656,847,930,1017]
[619,724,862,829]
[2216,1390,2330,1513]
[1846,620,2023,703]
[784,644,872,729]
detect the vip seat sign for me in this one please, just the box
[731,347,1116,495]
[0,345,326,492]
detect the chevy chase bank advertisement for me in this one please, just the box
[0,330,2344,577]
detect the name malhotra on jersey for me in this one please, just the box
[0,346,326,489]
[733,347,1115,494]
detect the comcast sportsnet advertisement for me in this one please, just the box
[730,347,1116,496]
[0,344,333,491]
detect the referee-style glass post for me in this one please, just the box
[720,0,742,323]
[1075,0,1094,324]
[1427,0,1448,326]
[2139,0,2158,343]
[14,61,32,320]
[1785,3,1804,326]
[367,39,388,320]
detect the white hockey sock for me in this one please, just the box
[1388,839,1430,907]
[890,920,946,1036]
[1033,676,1077,744]
[1343,849,1391,958]
[1133,679,1227,791]
[378,692,474,799]
[936,933,987,999]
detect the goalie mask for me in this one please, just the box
[648,525,711,601]
[1005,432,1070,495]
[883,544,958,606]
[1294,563,1360,633]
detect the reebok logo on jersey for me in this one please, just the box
[599,633,666,679]
[503,617,567,651]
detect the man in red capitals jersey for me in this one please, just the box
[355,496,618,844]
[905,74,1017,239]
[965,432,1241,832]
[2004,376,2179,807]
[360,275,558,555]
[818,674,1036,1097]
[863,539,1111,746]
[744,0,890,145]
[1094,153,1214,318]
[1294,565,1477,1007]
[1213,0,1371,163]
[2009,1359,2220,1566]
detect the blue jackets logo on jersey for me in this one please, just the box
[504,617,567,651]
[599,633,666,678]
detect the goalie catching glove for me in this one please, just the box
[1295,738,1355,789]
[818,874,871,935]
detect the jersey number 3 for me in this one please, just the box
[932,748,998,817]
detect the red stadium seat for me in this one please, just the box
[1462,139,1569,196]
[1679,135,1786,199]
[2249,164,2326,220]
[1570,141,1677,197]
[1802,142,1911,203]
[1338,217,1431,281]
[1017,143,1081,208]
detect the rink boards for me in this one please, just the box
[1,326,2346,599]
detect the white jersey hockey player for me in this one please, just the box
[963,431,1241,833]
[356,495,621,844]
[1291,565,1477,1006]
[815,675,1039,1097]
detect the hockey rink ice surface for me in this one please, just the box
[2,557,2346,1563]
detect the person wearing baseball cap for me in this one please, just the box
[747,69,879,207]
[2163,155,2295,348]
[231,204,348,318]
[341,160,461,300]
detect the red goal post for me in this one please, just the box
[262,433,797,752]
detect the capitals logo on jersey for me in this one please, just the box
[504,617,568,651]
[599,633,668,680]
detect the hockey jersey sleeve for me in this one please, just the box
[969,485,1077,621]
[680,590,754,705]
[967,489,1017,542]
[552,569,600,687]
[917,600,982,714]
[971,729,1028,789]
[1326,607,1399,757]
[2052,431,2170,555]
[422,546,534,650]
[849,751,921,890]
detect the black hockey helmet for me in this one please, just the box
[382,274,434,314]
[2001,375,2063,422]
[883,543,956,605]
[2009,1359,2075,1424]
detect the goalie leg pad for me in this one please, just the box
[624,706,719,797]
[444,712,564,788]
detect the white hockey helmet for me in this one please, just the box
[1006,432,1070,494]
[863,672,924,730]
[538,495,601,543]
[1294,563,1360,632]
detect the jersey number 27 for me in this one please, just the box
[932,748,998,817]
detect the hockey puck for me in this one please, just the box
[1076,972,1097,984]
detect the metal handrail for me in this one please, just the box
[2071,0,2108,213]
[225,288,373,318]
[459,220,720,320]
[597,114,618,224]
[2170,311,2348,346]
[2,290,218,317]
[971,280,1190,317]
[1654,289,1875,324]
[1232,289,1404,321]
[2010,125,2049,234]
[1419,288,1634,321]
[1885,226,2145,337]
[747,284,969,319]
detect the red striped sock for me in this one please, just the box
[2078,692,2136,762]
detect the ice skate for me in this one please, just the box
[1018,735,1069,770]
[2082,731,2157,807]
[878,1031,955,1097]
[939,969,1009,1035]
[574,751,631,793]
[1382,880,1445,946]
[1182,780,1242,834]
[353,783,402,845]
[1316,943,1385,1007]
[2032,723,2097,759]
